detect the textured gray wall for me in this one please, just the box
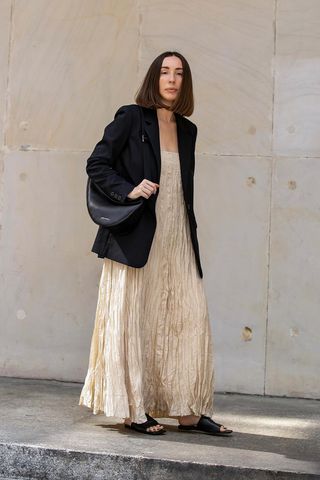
[0,0,319,399]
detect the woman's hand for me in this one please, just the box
[127,179,159,200]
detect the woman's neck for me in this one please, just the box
[157,107,175,123]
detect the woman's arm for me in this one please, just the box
[86,105,135,204]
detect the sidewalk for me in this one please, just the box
[0,376,319,479]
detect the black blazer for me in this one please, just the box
[86,104,203,278]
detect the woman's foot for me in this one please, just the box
[124,413,165,434]
[178,414,232,434]
[178,414,201,426]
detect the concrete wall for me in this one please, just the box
[0,0,319,399]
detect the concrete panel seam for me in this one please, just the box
[196,152,320,159]
[271,0,278,156]
[2,148,320,160]
[3,147,92,154]
[3,0,14,149]
[138,0,142,79]
[263,0,278,397]
[264,156,276,395]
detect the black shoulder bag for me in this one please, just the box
[86,106,145,233]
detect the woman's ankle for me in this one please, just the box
[178,414,201,425]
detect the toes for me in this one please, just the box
[220,425,231,432]
[147,424,164,432]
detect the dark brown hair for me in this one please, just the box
[135,51,194,116]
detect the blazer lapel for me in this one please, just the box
[143,107,160,182]
[142,107,193,196]
[175,112,193,196]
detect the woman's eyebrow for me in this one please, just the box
[161,66,183,70]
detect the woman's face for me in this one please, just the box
[159,56,183,106]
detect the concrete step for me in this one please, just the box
[0,477,33,480]
[0,478,32,480]
[0,377,319,480]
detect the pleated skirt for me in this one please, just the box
[79,150,215,423]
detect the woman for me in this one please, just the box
[79,51,233,436]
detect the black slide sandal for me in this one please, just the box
[125,413,166,435]
[178,415,233,436]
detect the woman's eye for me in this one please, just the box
[161,71,183,76]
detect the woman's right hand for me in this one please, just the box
[127,179,160,200]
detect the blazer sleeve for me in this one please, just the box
[86,105,135,204]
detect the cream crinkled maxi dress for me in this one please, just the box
[79,149,215,423]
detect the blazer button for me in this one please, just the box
[187,203,191,210]
[111,191,115,197]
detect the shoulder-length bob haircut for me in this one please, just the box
[135,51,194,117]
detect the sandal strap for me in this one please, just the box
[197,416,222,433]
[131,415,161,432]
[137,419,157,428]
[202,415,223,428]
[145,413,159,426]
[201,415,232,433]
